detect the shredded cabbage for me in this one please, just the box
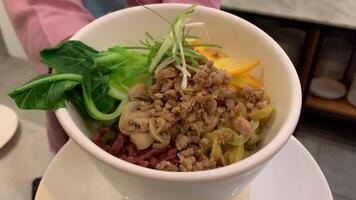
[210,137,222,161]
[206,127,250,165]
[248,105,274,120]
[228,145,245,163]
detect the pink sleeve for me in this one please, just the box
[4,0,94,74]
[127,0,220,8]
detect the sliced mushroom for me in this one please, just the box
[119,101,150,136]
[128,84,149,101]
[130,133,154,150]
[149,118,171,143]
[152,134,171,149]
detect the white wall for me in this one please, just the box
[0,0,28,60]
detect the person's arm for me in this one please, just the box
[127,0,220,9]
[4,0,94,73]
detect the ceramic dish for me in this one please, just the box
[310,77,346,99]
[54,4,301,200]
[0,105,18,148]
[35,137,332,200]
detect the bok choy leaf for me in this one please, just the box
[8,41,148,121]
[8,74,81,110]
[8,4,214,122]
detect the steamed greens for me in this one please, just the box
[9,41,147,121]
[8,5,206,121]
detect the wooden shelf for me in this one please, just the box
[300,28,321,93]
[306,95,356,119]
[222,10,356,120]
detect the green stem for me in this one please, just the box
[190,43,222,48]
[82,82,128,121]
[95,52,121,64]
[107,87,127,100]
[186,64,199,72]
[9,74,82,95]
[148,35,173,72]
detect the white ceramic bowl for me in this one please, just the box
[55,4,301,200]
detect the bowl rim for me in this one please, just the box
[55,3,302,182]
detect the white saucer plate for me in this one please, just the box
[0,105,18,149]
[309,77,346,99]
[36,136,333,200]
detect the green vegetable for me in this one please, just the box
[210,137,222,161]
[227,134,250,146]
[246,120,264,146]
[248,105,274,120]
[8,74,80,110]
[228,145,244,163]
[206,127,250,164]
[65,89,90,119]
[144,4,217,89]
[40,40,99,75]
[7,5,216,122]
[220,152,228,166]
[206,127,249,145]
[8,41,147,121]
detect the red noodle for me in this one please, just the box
[109,134,125,156]
[93,129,178,169]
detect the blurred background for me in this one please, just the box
[1,0,356,200]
